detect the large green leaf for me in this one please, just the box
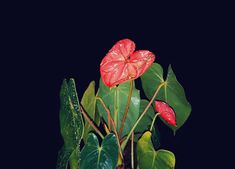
[141,63,191,133]
[137,131,175,169]
[57,79,84,169]
[97,79,140,137]
[81,81,100,142]
[80,133,118,169]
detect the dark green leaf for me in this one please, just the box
[58,79,84,169]
[97,79,140,137]
[80,133,118,169]
[57,146,70,169]
[137,131,175,169]
[81,81,100,142]
[141,63,191,133]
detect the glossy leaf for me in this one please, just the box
[80,133,118,169]
[100,39,155,87]
[81,81,100,142]
[57,79,84,169]
[141,63,191,133]
[97,79,140,137]
[137,131,175,169]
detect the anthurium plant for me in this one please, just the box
[57,39,191,169]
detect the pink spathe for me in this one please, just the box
[100,39,155,87]
[155,100,177,126]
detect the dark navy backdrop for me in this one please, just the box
[1,1,234,169]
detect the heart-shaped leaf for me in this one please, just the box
[97,79,140,137]
[57,79,84,169]
[81,81,100,142]
[141,63,191,133]
[80,133,118,169]
[100,39,155,87]
[137,131,175,169]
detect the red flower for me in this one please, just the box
[100,39,155,87]
[155,101,176,126]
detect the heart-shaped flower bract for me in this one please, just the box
[155,101,177,126]
[100,39,155,87]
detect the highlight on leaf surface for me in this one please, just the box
[57,79,84,169]
[100,39,155,87]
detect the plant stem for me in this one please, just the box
[96,97,112,130]
[80,106,104,139]
[119,80,133,136]
[150,113,160,132]
[114,90,118,129]
[131,132,134,169]
[121,82,165,151]
[96,97,123,160]
[109,119,123,160]
[103,123,110,134]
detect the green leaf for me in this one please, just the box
[57,79,84,169]
[80,133,118,169]
[81,81,100,142]
[137,131,175,169]
[141,63,191,133]
[97,79,140,137]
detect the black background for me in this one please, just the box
[1,1,234,169]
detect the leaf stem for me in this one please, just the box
[96,97,123,160]
[121,82,165,151]
[119,80,133,136]
[131,132,134,169]
[80,106,104,139]
[96,97,113,130]
[150,113,160,132]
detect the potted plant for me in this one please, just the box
[57,39,191,169]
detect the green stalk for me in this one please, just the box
[121,82,165,151]
[114,89,118,129]
[131,132,134,169]
[119,80,133,136]
[80,107,104,139]
[96,97,123,160]
[150,113,160,132]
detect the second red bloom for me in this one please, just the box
[155,100,177,126]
